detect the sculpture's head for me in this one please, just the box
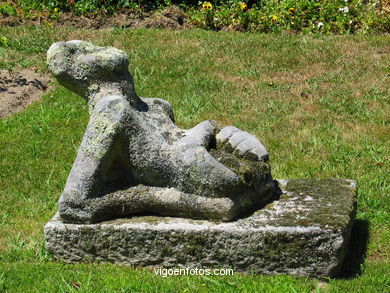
[47,40,139,107]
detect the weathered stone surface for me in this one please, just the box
[44,178,357,277]
[47,40,274,224]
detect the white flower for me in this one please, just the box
[317,22,324,29]
[339,6,349,13]
[344,0,348,2]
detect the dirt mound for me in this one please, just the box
[0,6,191,30]
[0,69,51,118]
[58,6,190,29]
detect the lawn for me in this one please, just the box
[0,26,389,292]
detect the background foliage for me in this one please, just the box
[2,0,389,33]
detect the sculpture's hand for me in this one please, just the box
[181,120,217,149]
[216,126,269,162]
[172,120,271,199]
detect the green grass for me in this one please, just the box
[0,26,389,292]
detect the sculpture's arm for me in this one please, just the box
[59,95,132,223]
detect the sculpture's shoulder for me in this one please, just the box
[141,97,175,123]
[90,95,132,122]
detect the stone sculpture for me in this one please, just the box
[47,40,275,224]
[45,41,357,277]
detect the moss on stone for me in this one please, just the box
[248,178,357,229]
[184,234,207,255]
[250,232,308,261]
[209,149,270,185]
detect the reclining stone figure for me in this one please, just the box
[47,40,275,224]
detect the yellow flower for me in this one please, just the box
[54,8,59,13]
[272,15,277,22]
[46,22,53,27]
[288,7,295,14]
[202,2,212,10]
[240,3,248,11]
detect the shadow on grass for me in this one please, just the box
[338,219,369,279]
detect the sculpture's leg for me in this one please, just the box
[82,185,238,223]
[59,95,134,223]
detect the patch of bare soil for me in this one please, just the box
[0,6,191,30]
[0,69,51,118]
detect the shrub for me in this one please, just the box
[0,2,17,16]
[7,0,390,33]
[190,0,390,34]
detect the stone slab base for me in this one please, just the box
[44,178,357,277]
